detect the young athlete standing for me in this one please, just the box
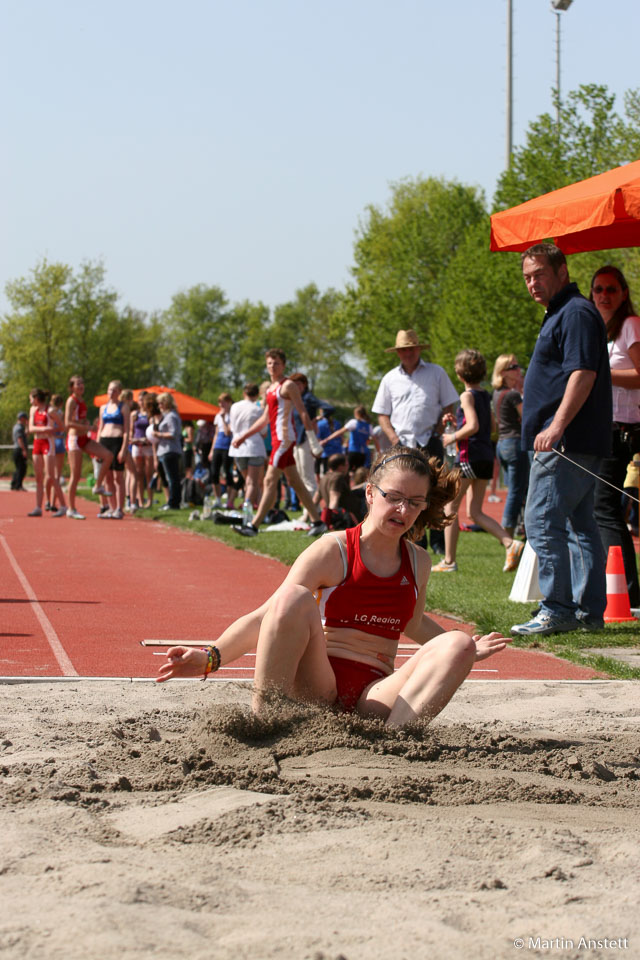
[158,446,510,726]
[27,389,66,518]
[231,349,327,537]
[64,375,114,519]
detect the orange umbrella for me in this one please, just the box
[490,158,640,254]
[93,386,220,421]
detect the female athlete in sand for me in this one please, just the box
[158,446,510,727]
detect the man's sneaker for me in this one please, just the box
[511,613,578,636]
[52,506,67,517]
[66,508,85,520]
[503,539,524,572]
[98,509,112,518]
[111,508,124,519]
[307,521,328,537]
[233,523,258,537]
[488,494,501,503]
[45,502,53,512]
[28,507,43,517]
[578,618,605,632]
[93,485,113,497]
[432,559,458,572]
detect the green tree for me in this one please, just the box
[224,300,271,391]
[2,261,74,406]
[270,284,366,403]
[489,83,640,356]
[339,177,487,382]
[435,221,540,376]
[0,259,173,436]
[162,285,231,401]
[495,84,640,210]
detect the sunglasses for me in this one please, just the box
[592,284,621,295]
[505,363,520,371]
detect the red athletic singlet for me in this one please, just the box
[317,525,418,640]
[266,380,295,467]
[66,396,90,451]
[32,409,50,456]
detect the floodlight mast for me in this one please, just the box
[551,0,573,127]
[506,0,513,168]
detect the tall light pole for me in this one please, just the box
[551,0,573,127]
[506,0,513,168]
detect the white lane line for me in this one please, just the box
[0,533,78,677]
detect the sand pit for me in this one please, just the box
[1,679,638,959]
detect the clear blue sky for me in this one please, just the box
[2,0,639,316]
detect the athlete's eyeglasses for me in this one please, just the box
[592,284,620,295]
[372,483,428,511]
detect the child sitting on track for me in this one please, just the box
[158,446,511,728]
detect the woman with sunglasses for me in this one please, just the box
[491,354,529,539]
[590,266,640,606]
[157,446,510,727]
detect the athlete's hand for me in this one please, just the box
[472,632,511,662]
[156,646,209,682]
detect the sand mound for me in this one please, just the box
[1,679,638,959]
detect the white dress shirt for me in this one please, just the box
[372,359,459,447]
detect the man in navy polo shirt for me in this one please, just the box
[512,243,612,636]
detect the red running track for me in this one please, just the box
[0,489,601,681]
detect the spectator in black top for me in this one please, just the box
[11,411,29,490]
[492,354,530,538]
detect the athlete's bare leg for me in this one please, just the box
[358,630,476,727]
[252,584,336,712]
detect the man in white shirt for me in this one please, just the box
[372,329,459,553]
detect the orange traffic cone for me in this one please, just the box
[603,545,636,622]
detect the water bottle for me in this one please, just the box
[443,422,457,469]
[242,499,253,526]
[202,495,213,519]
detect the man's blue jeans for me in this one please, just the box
[524,451,606,622]
[496,437,530,530]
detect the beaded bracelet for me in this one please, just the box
[201,645,221,680]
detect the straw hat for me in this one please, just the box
[385,329,428,352]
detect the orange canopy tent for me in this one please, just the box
[490,158,640,254]
[93,386,220,421]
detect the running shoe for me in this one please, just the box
[28,507,43,517]
[432,559,458,572]
[45,502,53,512]
[92,485,113,496]
[111,508,124,519]
[52,507,67,517]
[307,521,328,537]
[97,510,112,519]
[511,613,578,636]
[503,539,524,572]
[233,523,258,537]
[577,617,605,632]
[66,508,85,520]
[488,494,501,503]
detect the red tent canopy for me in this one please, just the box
[93,386,220,421]
[490,159,640,254]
